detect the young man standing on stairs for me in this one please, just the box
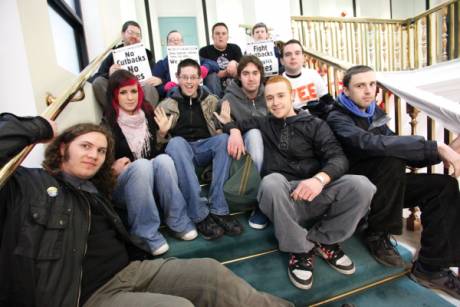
[215,75,376,290]
[0,112,293,307]
[326,65,460,299]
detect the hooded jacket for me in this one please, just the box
[219,79,267,121]
[326,101,440,168]
[158,86,220,143]
[224,111,348,181]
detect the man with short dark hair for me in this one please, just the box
[200,22,243,97]
[219,55,268,229]
[152,30,221,98]
[92,20,161,109]
[326,65,460,299]
[0,112,293,307]
[281,39,333,117]
[216,75,375,290]
[158,58,243,241]
[251,22,283,74]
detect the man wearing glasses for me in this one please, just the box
[152,30,221,98]
[91,21,161,109]
[158,59,243,241]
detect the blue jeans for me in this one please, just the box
[113,155,194,252]
[165,134,231,222]
[243,129,264,172]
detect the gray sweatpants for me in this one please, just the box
[258,173,375,254]
[83,258,293,307]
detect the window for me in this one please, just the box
[47,0,88,73]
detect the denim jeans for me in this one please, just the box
[165,134,231,223]
[113,155,194,252]
[243,128,264,173]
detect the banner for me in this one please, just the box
[246,40,279,76]
[167,46,200,83]
[112,43,152,82]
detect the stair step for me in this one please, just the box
[161,213,278,262]
[225,236,414,306]
[323,276,454,307]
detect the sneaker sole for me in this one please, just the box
[409,272,460,300]
[288,269,312,290]
[248,220,268,230]
[315,248,356,275]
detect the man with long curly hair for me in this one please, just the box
[0,113,293,307]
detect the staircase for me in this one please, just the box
[161,211,454,306]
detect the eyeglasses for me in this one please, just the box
[179,75,199,81]
[126,29,142,38]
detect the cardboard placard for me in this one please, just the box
[167,46,200,83]
[246,40,279,76]
[112,43,152,82]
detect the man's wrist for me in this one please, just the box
[313,174,326,186]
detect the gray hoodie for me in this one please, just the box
[218,79,267,121]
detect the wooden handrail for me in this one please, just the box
[0,38,120,189]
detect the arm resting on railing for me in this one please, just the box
[0,113,54,167]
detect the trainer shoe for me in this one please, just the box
[364,232,405,267]
[176,229,198,241]
[248,208,269,230]
[315,243,355,275]
[410,261,460,299]
[196,214,224,240]
[211,213,243,236]
[152,242,169,256]
[288,251,315,290]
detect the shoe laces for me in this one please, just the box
[379,233,399,251]
[444,271,460,293]
[319,244,344,261]
[290,252,314,269]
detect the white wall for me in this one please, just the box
[301,0,354,17]
[356,0,391,18]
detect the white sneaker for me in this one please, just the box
[152,242,169,256]
[178,229,198,241]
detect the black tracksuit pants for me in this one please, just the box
[350,157,460,267]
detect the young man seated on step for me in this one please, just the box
[158,58,242,241]
[215,75,376,290]
[326,65,460,299]
[0,113,293,307]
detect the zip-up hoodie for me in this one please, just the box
[224,111,348,181]
[218,79,267,121]
[158,86,220,143]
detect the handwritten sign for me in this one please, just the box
[246,40,279,76]
[112,43,152,82]
[167,46,200,83]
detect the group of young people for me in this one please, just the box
[1,18,460,307]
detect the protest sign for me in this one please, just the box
[112,43,152,82]
[246,40,279,76]
[167,46,200,83]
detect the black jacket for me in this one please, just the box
[326,102,440,168]
[224,111,348,181]
[0,113,152,307]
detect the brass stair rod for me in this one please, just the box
[0,37,120,189]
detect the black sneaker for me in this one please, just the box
[315,243,355,275]
[210,214,243,236]
[196,214,224,240]
[364,232,405,267]
[288,251,315,290]
[410,261,460,299]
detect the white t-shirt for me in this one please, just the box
[283,68,328,109]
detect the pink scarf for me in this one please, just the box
[117,109,151,159]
